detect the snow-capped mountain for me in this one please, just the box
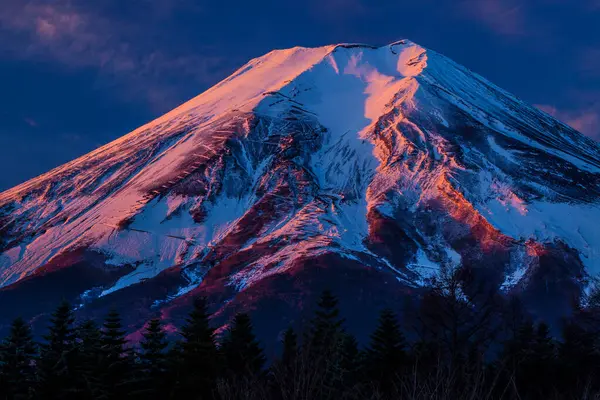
[1,40,599,337]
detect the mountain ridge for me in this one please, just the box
[1,39,599,340]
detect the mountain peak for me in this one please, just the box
[1,39,599,340]
[150,39,428,131]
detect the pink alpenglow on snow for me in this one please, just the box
[1,40,599,339]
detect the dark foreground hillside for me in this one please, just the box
[3,268,600,400]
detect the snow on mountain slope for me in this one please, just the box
[1,40,600,330]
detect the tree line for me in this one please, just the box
[2,269,600,399]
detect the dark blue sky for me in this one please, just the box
[0,0,599,190]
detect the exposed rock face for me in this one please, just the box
[1,40,599,341]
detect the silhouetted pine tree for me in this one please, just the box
[557,319,599,392]
[306,290,345,355]
[0,317,37,400]
[280,327,297,369]
[503,318,534,369]
[301,290,348,399]
[221,313,265,378]
[172,297,220,399]
[339,333,361,390]
[36,301,79,400]
[132,318,169,399]
[73,320,103,399]
[11,282,600,399]
[364,308,408,395]
[495,318,535,398]
[99,310,134,399]
[533,322,555,356]
[519,322,556,399]
[140,318,169,374]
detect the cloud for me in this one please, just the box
[0,0,236,112]
[459,0,527,36]
[1,3,117,70]
[35,18,58,38]
[24,118,38,128]
[535,104,600,140]
[34,7,83,40]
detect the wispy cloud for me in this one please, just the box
[23,118,38,128]
[535,104,600,141]
[0,0,235,112]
